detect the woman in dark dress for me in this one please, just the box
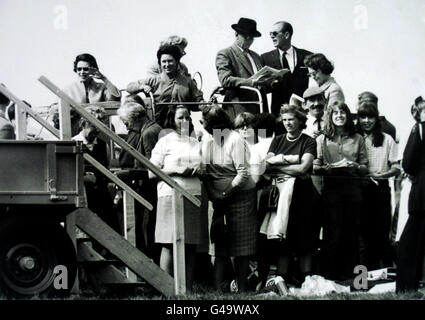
[396,98,425,293]
[258,104,317,287]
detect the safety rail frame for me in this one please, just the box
[38,76,202,295]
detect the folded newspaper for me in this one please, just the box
[328,158,353,168]
[251,66,289,86]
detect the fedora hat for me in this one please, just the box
[231,17,261,38]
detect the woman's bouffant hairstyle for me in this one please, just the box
[79,106,108,130]
[234,112,255,129]
[163,104,194,135]
[280,104,308,130]
[411,96,425,123]
[252,113,277,138]
[160,35,188,53]
[324,102,356,138]
[357,101,384,147]
[73,53,98,72]
[157,45,183,65]
[117,100,147,122]
[201,104,234,135]
[304,53,334,75]
[358,91,378,105]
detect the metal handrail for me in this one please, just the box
[209,85,266,113]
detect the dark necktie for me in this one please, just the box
[316,118,322,131]
[281,51,289,69]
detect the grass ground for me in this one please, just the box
[2,284,423,301]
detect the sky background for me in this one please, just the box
[1,0,425,144]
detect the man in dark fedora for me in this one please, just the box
[261,21,312,118]
[216,17,267,121]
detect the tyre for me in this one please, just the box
[0,217,77,298]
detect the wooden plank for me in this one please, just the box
[0,91,149,211]
[46,144,57,198]
[172,190,186,295]
[75,208,174,297]
[15,103,27,140]
[83,154,153,211]
[123,191,137,281]
[77,242,132,285]
[38,76,200,208]
[59,99,72,140]
[66,211,79,294]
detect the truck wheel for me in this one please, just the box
[0,218,77,298]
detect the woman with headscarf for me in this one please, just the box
[126,45,203,127]
[147,35,190,77]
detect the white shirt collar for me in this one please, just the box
[278,46,294,57]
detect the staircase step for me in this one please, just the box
[78,259,123,267]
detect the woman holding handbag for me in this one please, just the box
[200,104,257,293]
[258,104,317,288]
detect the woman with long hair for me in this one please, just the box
[356,101,400,270]
[314,102,368,280]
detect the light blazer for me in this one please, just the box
[216,43,266,119]
[261,47,312,116]
[320,77,345,109]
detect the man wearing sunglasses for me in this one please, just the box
[216,17,267,121]
[261,21,312,118]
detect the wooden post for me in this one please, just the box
[59,98,72,140]
[66,210,79,294]
[172,190,186,295]
[15,103,27,140]
[123,191,137,281]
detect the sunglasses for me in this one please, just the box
[77,67,90,72]
[269,31,282,37]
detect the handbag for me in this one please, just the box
[210,213,229,244]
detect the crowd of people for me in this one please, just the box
[1,16,425,295]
